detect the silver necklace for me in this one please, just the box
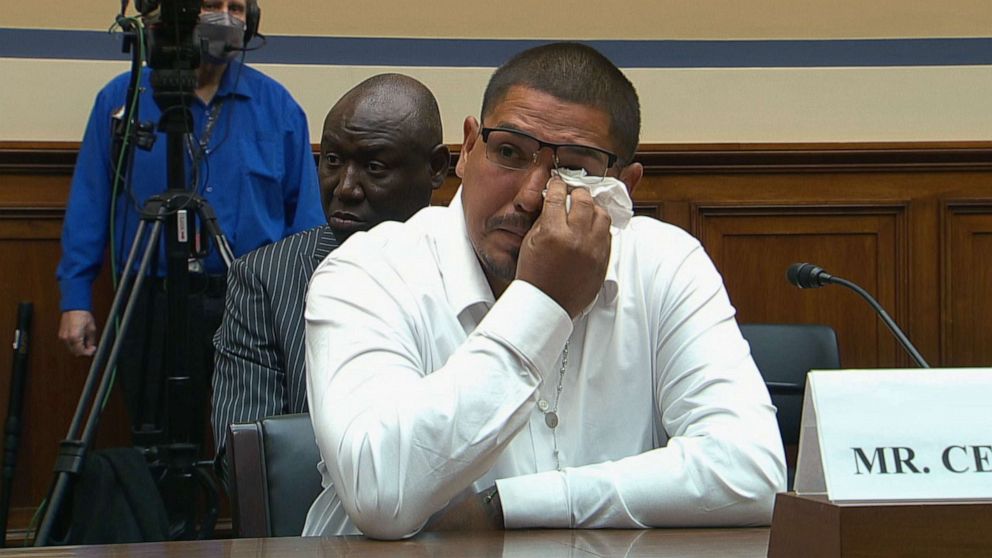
[538,340,568,471]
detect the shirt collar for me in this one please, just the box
[438,186,621,318]
[438,189,497,317]
[602,229,621,306]
[216,59,252,99]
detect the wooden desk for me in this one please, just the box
[0,529,769,557]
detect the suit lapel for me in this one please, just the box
[300,225,339,277]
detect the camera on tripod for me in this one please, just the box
[110,0,201,161]
[137,0,202,135]
[34,0,237,545]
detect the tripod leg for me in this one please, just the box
[195,200,235,268]
[80,220,165,444]
[64,219,150,438]
[33,215,165,546]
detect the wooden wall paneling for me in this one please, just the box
[692,204,908,369]
[0,209,68,527]
[1,141,991,541]
[0,164,130,536]
[626,174,668,224]
[904,193,940,368]
[434,174,461,206]
[649,165,992,369]
[941,201,992,367]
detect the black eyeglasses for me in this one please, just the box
[480,127,618,181]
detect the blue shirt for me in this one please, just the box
[57,60,325,312]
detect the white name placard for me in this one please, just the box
[794,368,992,504]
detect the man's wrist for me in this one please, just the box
[484,486,505,529]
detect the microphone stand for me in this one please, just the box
[825,276,929,369]
[787,263,930,369]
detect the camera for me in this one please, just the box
[135,0,203,132]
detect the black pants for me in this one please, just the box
[116,273,226,448]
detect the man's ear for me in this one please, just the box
[619,161,643,196]
[455,116,480,179]
[429,144,451,189]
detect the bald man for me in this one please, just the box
[211,74,450,461]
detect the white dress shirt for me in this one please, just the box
[303,190,785,539]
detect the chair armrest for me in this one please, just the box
[228,422,270,538]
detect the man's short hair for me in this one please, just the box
[481,42,641,166]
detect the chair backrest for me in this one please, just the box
[739,324,841,446]
[228,413,323,537]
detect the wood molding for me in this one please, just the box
[0,139,990,537]
[634,142,992,173]
[3,141,991,176]
[0,207,66,220]
[0,142,79,175]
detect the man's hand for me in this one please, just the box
[59,310,98,356]
[423,486,504,532]
[516,177,612,318]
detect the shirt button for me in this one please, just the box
[537,399,550,412]
[205,186,213,192]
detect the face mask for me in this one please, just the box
[193,11,246,64]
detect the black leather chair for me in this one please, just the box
[228,413,323,537]
[739,323,841,488]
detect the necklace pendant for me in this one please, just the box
[544,411,559,429]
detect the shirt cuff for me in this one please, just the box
[59,278,94,312]
[476,280,572,381]
[497,471,571,528]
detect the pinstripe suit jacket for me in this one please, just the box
[211,225,339,454]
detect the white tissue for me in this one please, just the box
[546,168,633,229]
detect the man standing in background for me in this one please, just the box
[57,0,324,440]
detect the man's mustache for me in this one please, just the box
[485,212,536,236]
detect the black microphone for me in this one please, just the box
[1,302,32,547]
[786,263,930,368]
